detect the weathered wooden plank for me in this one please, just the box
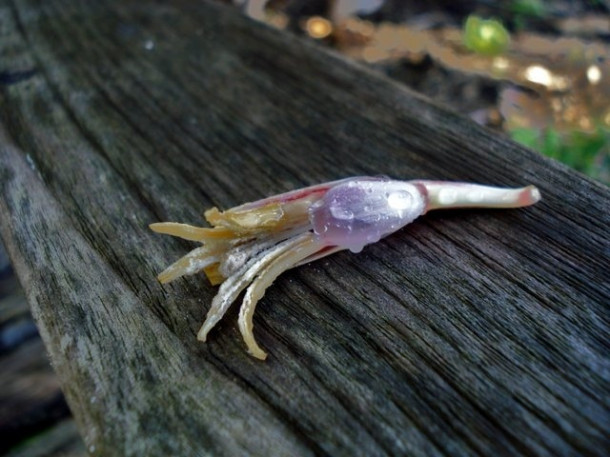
[5,418,87,457]
[0,0,608,456]
[0,337,73,454]
[1,240,81,453]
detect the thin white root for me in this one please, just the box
[157,246,221,284]
[196,233,314,343]
[239,234,324,360]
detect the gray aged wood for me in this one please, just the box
[1,0,609,455]
[1,239,83,454]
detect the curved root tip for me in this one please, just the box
[241,321,268,360]
[241,320,268,359]
[196,326,209,342]
[198,321,268,359]
[247,346,268,360]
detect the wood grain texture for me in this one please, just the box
[1,242,82,453]
[0,0,608,455]
[0,337,73,453]
[5,418,86,457]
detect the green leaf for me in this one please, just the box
[463,15,510,56]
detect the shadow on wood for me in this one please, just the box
[0,0,608,455]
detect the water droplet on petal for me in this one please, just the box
[387,190,413,210]
[330,205,354,220]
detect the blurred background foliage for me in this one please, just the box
[234,0,610,184]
